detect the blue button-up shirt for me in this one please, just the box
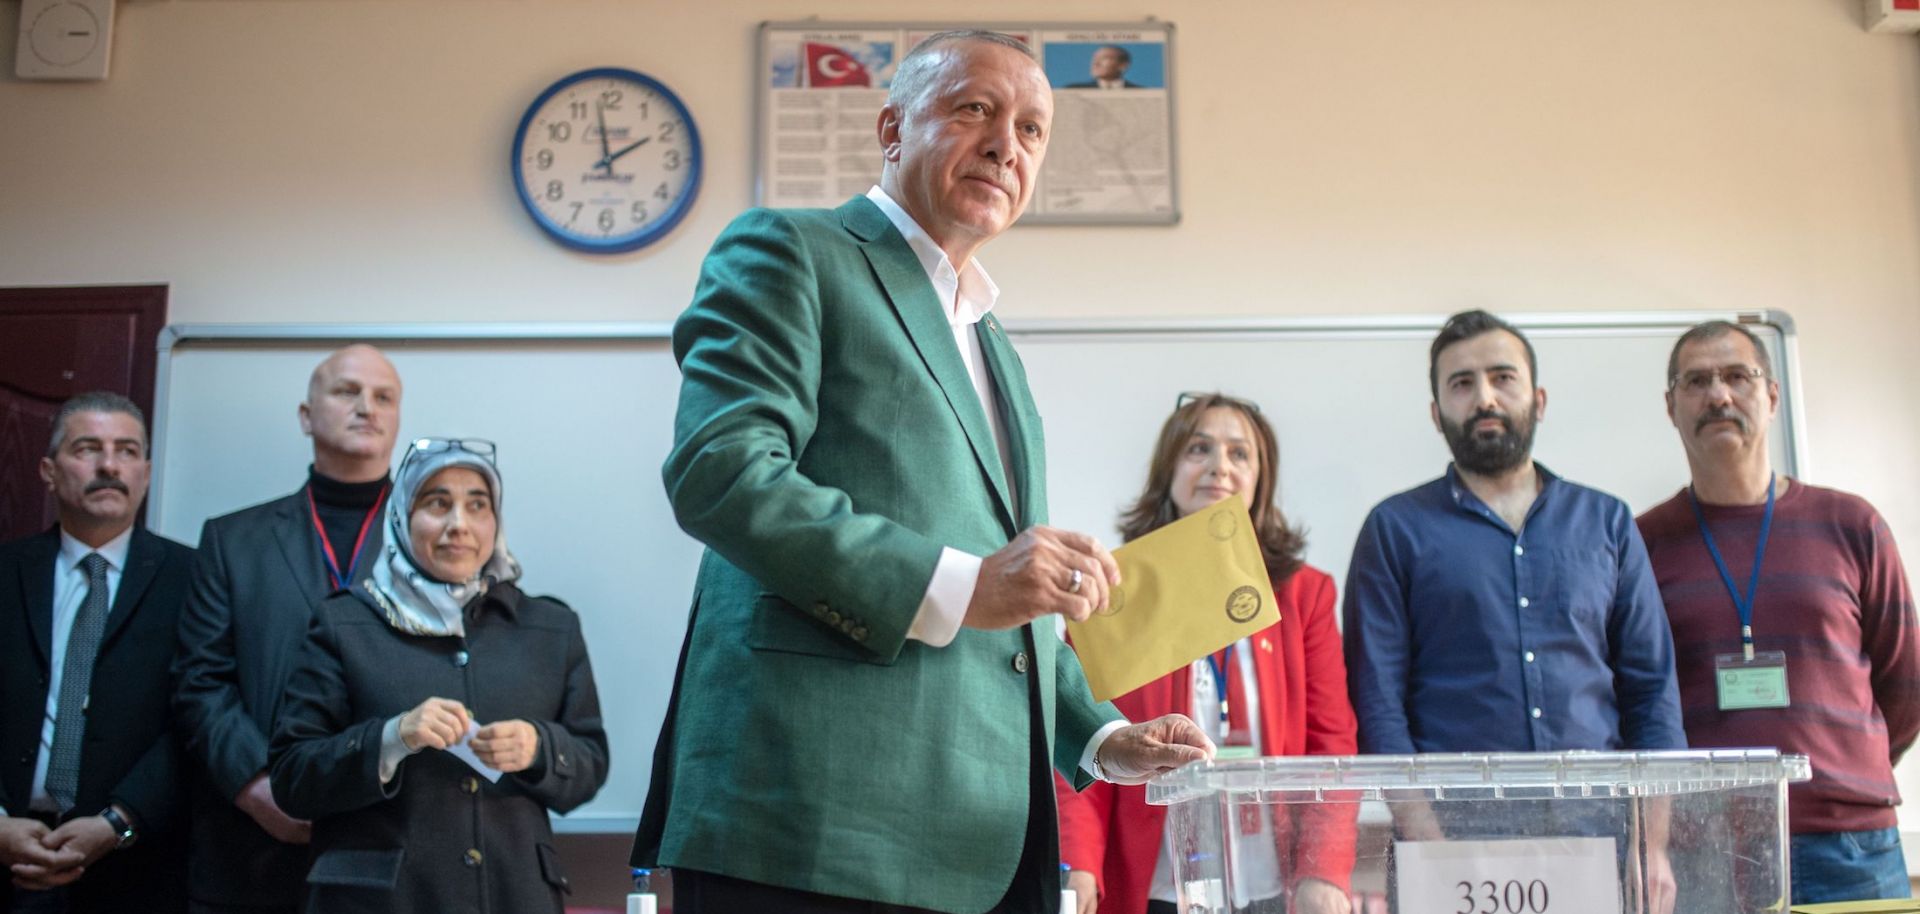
[1343,464,1685,754]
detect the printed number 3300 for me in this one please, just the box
[1455,879,1549,914]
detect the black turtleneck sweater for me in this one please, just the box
[307,467,390,582]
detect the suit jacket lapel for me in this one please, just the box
[976,314,1046,530]
[842,197,1017,532]
[99,529,160,649]
[272,493,330,607]
[20,529,59,670]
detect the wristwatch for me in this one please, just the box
[99,806,137,849]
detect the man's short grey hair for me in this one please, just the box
[1667,320,1772,386]
[47,391,147,458]
[887,30,1037,124]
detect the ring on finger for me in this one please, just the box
[1067,568,1083,594]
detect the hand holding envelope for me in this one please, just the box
[1066,494,1280,702]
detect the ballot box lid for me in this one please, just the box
[1144,748,1811,806]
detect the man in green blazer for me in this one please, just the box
[632,29,1213,914]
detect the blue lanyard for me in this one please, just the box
[1686,475,1775,662]
[1205,645,1233,724]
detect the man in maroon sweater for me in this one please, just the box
[1638,320,1920,906]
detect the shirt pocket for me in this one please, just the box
[1548,547,1617,628]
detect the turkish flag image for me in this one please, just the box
[804,43,872,87]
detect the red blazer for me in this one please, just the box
[1056,564,1359,914]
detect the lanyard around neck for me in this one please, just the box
[306,483,389,592]
[1686,474,1775,661]
[1205,645,1234,724]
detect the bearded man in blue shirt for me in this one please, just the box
[1343,309,1686,911]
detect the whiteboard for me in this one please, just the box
[146,311,1802,832]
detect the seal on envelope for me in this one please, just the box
[1208,507,1237,541]
[1226,584,1261,623]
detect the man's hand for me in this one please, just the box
[472,720,539,773]
[1094,714,1213,785]
[1643,843,1676,914]
[1065,868,1098,914]
[14,815,119,889]
[966,526,1121,629]
[1,816,83,890]
[1294,877,1352,914]
[234,772,312,845]
[399,697,471,752]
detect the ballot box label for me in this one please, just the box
[1394,837,1619,914]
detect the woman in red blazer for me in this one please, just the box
[1058,393,1359,914]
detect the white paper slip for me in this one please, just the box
[444,720,504,782]
[1395,836,1619,914]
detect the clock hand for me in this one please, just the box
[604,135,652,166]
[595,103,613,172]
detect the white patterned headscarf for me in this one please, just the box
[363,438,521,637]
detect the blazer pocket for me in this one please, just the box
[306,847,404,889]
[745,594,895,667]
[537,843,572,894]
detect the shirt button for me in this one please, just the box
[464,848,483,867]
[454,650,469,668]
[462,776,479,794]
[1518,597,1530,608]
[1011,651,1029,674]
[1531,707,1543,719]
[1514,545,1525,556]
[1524,651,1536,663]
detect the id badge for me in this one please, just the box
[1715,651,1789,710]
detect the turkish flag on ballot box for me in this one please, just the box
[804,43,872,87]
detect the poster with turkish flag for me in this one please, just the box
[803,43,872,87]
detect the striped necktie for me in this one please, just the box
[45,552,110,811]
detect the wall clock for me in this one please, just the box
[511,67,702,254]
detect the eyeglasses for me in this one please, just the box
[1669,366,1768,396]
[398,437,498,473]
[1176,391,1262,413]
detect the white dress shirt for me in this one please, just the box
[865,186,1126,777]
[27,526,133,813]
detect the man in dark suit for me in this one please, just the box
[634,31,1210,914]
[172,345,401,914]
[1064,45,1144,89]
[0,392,195,913]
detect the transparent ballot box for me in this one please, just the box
[1146,750,1810,914]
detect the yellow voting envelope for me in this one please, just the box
[1066,494,1280,702]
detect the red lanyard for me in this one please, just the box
[305,483,388,591]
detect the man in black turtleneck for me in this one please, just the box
[173,344,402,914]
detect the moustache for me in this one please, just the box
[86,478,129,495]
[960,166,1015,196]
[1466,410,1512,433]
[1695,409,1747,434]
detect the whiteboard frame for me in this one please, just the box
[147,308,1805,832]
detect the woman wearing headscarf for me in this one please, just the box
[269,438,608,914]
[1057,394,1359,914]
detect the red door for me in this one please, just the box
[0,285,166,543]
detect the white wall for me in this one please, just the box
[6,0,1920,832]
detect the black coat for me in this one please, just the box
[171,489,386,907]
[0,526,194,914]
[268,580,608,914]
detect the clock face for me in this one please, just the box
[511,68,702,254]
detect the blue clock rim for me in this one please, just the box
[510,66,704,255]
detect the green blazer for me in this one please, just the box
[632,196,1122,913]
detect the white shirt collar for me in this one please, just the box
[58,525,133,574]
[865,186,1000,326]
